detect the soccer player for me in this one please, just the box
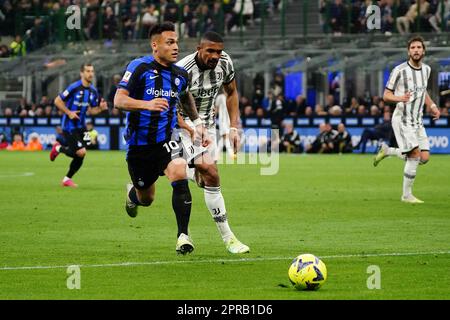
[114,22,207,254]
[50,63,108,187]
[176,31,250,254]
[374,36,441,203]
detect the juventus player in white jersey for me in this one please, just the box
[374,36,441,203]
[176,31,249,254]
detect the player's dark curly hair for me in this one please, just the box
[149,22,176,39]
[407,36,426,50]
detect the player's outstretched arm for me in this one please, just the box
[54,95,79,120]
[114,89,168,112]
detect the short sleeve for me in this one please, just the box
[59,83,77,102]
[385,67,400,92]
[118,60,144,93]
[223,55,235,85]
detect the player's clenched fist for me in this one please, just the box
[145,98,169,112]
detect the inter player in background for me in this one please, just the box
[176,31,250,254]
[114,22,208,254]
[374,36,440,203]
[50,63,107,187]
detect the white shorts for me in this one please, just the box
[179,126,218,164]
[392,119,429,153]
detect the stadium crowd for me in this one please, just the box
[320,0,450,35]
[1,0,448,58]
[0,0,282,57]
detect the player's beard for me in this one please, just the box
[409,52,424,64]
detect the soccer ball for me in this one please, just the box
[288,253,327,291]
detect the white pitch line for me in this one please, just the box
[0,172,34,178]
[0,250,449,271]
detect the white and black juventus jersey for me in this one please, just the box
[176,51,235,128]
[386,61,431,129]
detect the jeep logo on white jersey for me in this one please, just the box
[196,87,219,99]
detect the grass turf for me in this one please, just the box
[0,151,449,299]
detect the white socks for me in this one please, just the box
[403,157,420,198]
[204,186,233,243]
[386,147,406,161]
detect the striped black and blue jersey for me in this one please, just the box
[58,80,99,132]
[118,56,189,148]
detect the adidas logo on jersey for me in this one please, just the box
[146,87,179,98]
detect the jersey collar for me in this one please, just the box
[407,61,422,70]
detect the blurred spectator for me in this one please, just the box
[429,0,450,32]
[380,0,395,34]
[103,6,118,40]
[354,111,394,153]
[330,0,347,35]
[86,121,99,150]
[357,104,367,116]
[180,4,195,38]
[345,97,359,115]
[3,107,13,117]
[85,9,100,40]
[10,35,26,57]
[228,0,254,32]
[396,0,430,34]
[306,122,336,153]
[334,123,353,153]
[305,106,314,117]
[370,105,381,116]
[197,3,215,34]
[164,1,179,24]
[279,123,303,153]
[0,44,10,57]
[329,105,343,116]
[27,17,48,51]
[0,132,8,149]
[270,73,284,97]
[7,133,26,151]
[267,94,285,129]
[142,4,160,38]
[0,0,15,37]
[25,133,43,151]
[314,104,328,116]
[288,95,307,116]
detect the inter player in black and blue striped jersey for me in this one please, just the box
[50,63,108,187]
[114,22,209,254]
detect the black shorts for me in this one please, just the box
[63,128,91,151]
[126,140,184,190]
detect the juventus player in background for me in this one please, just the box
[374,36,440,203]
[176,31,250,254]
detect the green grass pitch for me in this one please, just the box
[0,151,449,299]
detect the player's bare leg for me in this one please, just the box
[195,152,250,254]
[165,158,194,255]
[401,147,424,203]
